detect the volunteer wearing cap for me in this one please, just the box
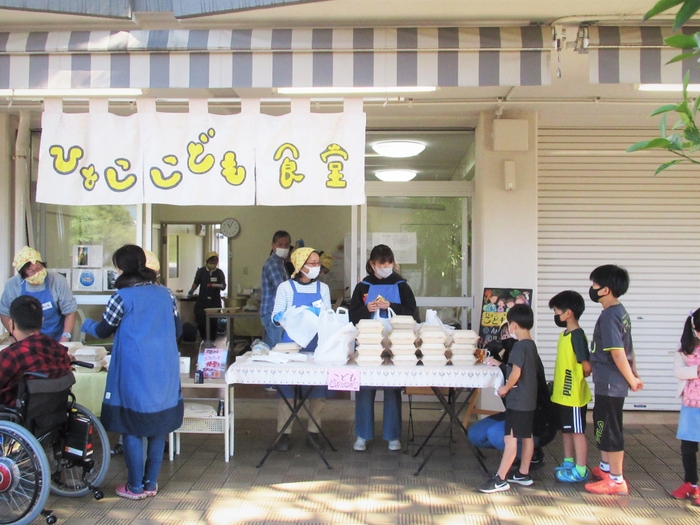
[270,248,331,452]
[260,230,292,349]
[0,246,77,342]
[187,251,226,340]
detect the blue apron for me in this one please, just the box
[361,279,403,318]
[21,277,63,341]
[280,280,329,399]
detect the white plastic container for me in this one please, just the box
[357,319,385,333]
[272,342,301,353]
[449,343,477,355]
[388,330,416,345]
[452,330,478,345]
[355,344,385,356]
[73,346,107,360]
[356,332,385,345]
[420,333,447,345]
[419,343,447,356]
[390,344,417,356]
[389,315,416,329]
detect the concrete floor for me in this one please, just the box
[38,388,699,525]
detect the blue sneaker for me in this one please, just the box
[554,460,575,472]
[556,466,590,483]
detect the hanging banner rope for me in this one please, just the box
[36,98,366,206]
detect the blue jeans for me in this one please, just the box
[355,387,402,441]
[468,413,506,452]
[261,314,283,349]
[122,434,166,492]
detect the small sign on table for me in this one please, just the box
[327,368,360,391]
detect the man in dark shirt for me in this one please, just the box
[0,295,72,407]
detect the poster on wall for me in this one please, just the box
[72,268,103,292]
[478,288,533,346]
[72,245,103,268]
[54,268,71,284]
[103,268,118,291]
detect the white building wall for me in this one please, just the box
[0,114,14,299]
[473,110,538,411]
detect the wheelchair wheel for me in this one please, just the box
[42,404,110,498]
[0,421,50,525]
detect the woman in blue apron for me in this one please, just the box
[349,244,419,452]
[0,246,77,342]
[270,248,332,452]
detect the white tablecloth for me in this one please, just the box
[225,355,503,390]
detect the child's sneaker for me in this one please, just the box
[556,467,589,483]
[554,460,575,472]
[115,483,147,500]
[478,475,510,493]
[590,466,610,480]
[506,471,534,486]
[671,481,700,499]
[584,478,629,496]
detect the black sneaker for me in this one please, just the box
[307,432,325,451]
[507,471,534,486]
[478,475,510,493]
[274,434,291,452]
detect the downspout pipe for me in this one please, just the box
[14,111,31,253]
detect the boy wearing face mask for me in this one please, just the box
[260,231,292,349]
[349,244,419,452]
[548,290,591,483]
[584,264,643,496]
[0,246,77,342]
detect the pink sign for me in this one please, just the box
[328,368,360,391]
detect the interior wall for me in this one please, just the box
[165,224,204,294]
[153,205,352,295]
[0,115,14,296]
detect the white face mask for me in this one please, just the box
[303,266,321,280]
[275,247,289,259]
[374,266,393,279]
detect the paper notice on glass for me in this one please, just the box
[370,233,417,264]
[327,367,360,391]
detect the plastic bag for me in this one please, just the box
[422,308,455,337]
[314,322,359,366]
[279,306,320,348]
[317,308,346,349]
[372,307,396,336]
[250,339,270,356]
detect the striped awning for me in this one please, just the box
[586,26,700,84]
[0,27,551,89]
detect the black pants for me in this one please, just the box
[682,440,698,485]
[194,301,221,341]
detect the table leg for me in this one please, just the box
[206,313,211,342]
[412,388,489,476]
[229,384,235,458]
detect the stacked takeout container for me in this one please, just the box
[417,325,449,365]
[387,315,417,365]
[448,330,478,366]
[355,319,386,366]
[69,345,108,372]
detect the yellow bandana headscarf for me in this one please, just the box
[205,251,219,263]
[320,253,334,271]
[12,246,43,273]
[290,247,315,277]
[144,250,160,273]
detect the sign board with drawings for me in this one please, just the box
[478,288,533,346]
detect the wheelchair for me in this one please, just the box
[0,364,111,525]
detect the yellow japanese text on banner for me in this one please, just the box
[255,98,366,206]
[36,98,144,205]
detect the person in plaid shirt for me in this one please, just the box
[260,230,292,349]
[0,295,72,407]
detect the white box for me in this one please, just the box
[179,356,191,374]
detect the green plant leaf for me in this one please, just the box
[627,138,674,152]
[644,0,685,20]
[666,34,698,48]
[675,0,700,31]
[669,133,685,149]
[661,114,668,136]
[650,104,680,116]
[666,51,698,64]
[694,94,700,114]
[655,159,683,174]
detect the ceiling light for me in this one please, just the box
[277,86,436,95]
[12,88,144,98]
[375,170,417,182]
[372,140,426,158]
[638,84,700,92]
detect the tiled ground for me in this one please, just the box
[38,394,699,525]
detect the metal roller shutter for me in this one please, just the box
[538,128,700,411]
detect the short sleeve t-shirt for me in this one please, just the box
[505,339,539,411]
[590,303,634,397]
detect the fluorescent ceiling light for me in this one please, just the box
[375,169,417,182]
[372,140,426,158]
[277,86,436,95]
[12,88,143,97]
[638,84,700,92]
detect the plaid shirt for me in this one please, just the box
[0,332,72,407]
[260,253,290,316]
[103,283,178,329]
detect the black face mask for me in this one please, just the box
[553,314,567,328]
[589,286,603,303]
